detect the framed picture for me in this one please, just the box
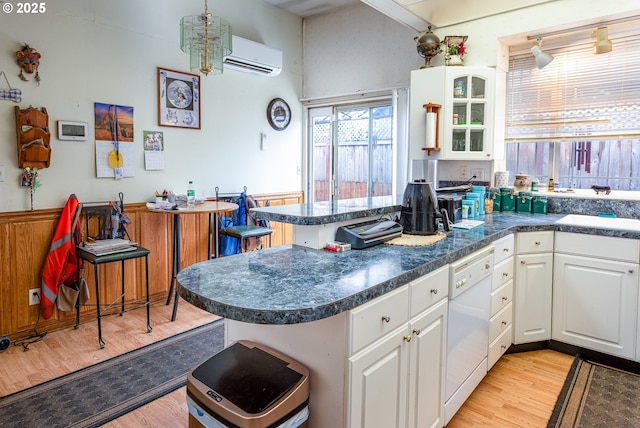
[158,67,200,129]
[57,121,88,141]
[94,103,134,142]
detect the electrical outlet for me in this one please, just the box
[471,168,485,181]
[460,165,468,178]
[29,288,41,306]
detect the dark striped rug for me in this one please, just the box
[548,355,640,428]
[0,320,224,428]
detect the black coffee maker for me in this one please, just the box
[399,180,451,235]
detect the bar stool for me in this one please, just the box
[216,186,272,254]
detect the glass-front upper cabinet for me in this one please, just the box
[409,66,505,161]
[446,71,489,158]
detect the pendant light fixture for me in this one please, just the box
[531,37,554,69]
[593,26,612,54]
[180,0,232,75]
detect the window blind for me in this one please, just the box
[506,32,640,143]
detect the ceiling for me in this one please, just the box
[263,0,359,18]
[263,0,556,32]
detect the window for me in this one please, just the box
[308,101,395,202]
[506,24,640,190]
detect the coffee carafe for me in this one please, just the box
[399,180,451,235]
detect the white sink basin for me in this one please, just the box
[556,214,640,232]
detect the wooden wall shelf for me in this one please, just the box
[15,106,51,169]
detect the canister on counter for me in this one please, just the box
[516,191,533,213]
[465,192,481,216]
[490,187,501,212]
[471,186,486,215]
[500,187,516,212]
[462,199,476,217]
[484,196,494,214]
[532,195,548,214]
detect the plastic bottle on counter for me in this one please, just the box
[548,178,555,192]
[187,181,195,205]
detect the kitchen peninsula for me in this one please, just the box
[176,199,640,427]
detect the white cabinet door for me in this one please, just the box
[348,327,409,428]
[553,253,639,359]
[409,66,505,161]
[514,253,553,344]
[407,299,447,428]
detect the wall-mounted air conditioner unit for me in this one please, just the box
[223,35,282,77]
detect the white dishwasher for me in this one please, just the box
[445,246,494,425]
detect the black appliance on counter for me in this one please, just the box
[399,180,451,235]
[335,219,403,249]
[437,195,462,224]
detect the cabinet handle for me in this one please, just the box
[501,344,507,350]
[485,262,491,270]
[413,329,421,336]
[403,335,412,342]
[503,272,509,277]
[502,321,507,326]
[629,269,635,274]
[535,241,541,245]
[381,316,391,323]
[502,296,508,301]
[430,288,438,294]
[521,260,527,265]
[503,248,510,253]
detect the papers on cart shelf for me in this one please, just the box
[452,220,485,230]
[81,239,138,255]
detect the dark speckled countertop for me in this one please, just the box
[249,195,400,225]
[177,212,640,325]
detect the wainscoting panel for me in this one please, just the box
[0,191,303,340]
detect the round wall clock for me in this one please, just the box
[267,98,291,131]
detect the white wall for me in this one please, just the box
[303,4,421,99]
[0,0,302,212]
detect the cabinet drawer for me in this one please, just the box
[492,257,513,290]
[490,280,513,317]
[517,231,554,254]
[493,234,514,264]
[350,286,409,354]
[489,302,513,343]
[555,232,640,263]
[488,324,512,370]
[409,265,448,317]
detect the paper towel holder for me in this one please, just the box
[422,103,441,155]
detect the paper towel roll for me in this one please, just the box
[425,112,437,148]
[495,171,509,187]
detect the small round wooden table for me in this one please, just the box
[148,201,238,320]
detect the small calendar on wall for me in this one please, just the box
[143,130,165,170]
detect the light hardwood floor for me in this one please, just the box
[447,350,574,428]
[0,298,218,427]
[1,300,574,427]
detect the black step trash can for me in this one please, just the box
[187,340,310,428]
